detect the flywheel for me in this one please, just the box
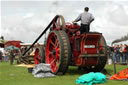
[52,15,66,31]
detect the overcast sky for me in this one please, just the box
[1,0,128,45]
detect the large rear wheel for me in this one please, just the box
[45,30,71,74]
[84,36,107,72]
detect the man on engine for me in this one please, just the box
[72,7,94,33]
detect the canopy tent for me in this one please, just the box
[5,45,20,50]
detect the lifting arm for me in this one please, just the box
[23,15,59,56]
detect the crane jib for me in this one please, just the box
[22,15,60,56]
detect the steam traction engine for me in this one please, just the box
[34,15,107,75]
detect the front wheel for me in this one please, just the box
[45,31,71,74]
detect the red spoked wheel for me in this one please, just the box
[34,46,45,64]
[45,30,71,74]
[52,15,66,31]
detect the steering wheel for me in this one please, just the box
[73,22,78,25]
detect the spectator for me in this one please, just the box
[119,44,123,64]
[115,45,121,64]
[122,44,127,65]
[4,49,9,62]
[124,44,128,65]
[2,49,6,61]
[0,51,3,62]
[9,46,15,65]
[112,44,117,63]
[108,46,113,64]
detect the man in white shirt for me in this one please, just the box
[72,7,94,33]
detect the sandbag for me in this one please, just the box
[32,63,56,78]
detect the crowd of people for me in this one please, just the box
[0,45,36,65]
[109,44,128,65]
[0,47,16,65]
[0,49,9,62]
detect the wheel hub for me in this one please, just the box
[52,50,56,55]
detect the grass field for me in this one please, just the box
[0,62,128,85]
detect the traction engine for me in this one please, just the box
[30,15,107,74]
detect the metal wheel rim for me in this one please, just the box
[34,48,41,64]
[46,32,60,72]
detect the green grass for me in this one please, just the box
[0,62,128,85]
